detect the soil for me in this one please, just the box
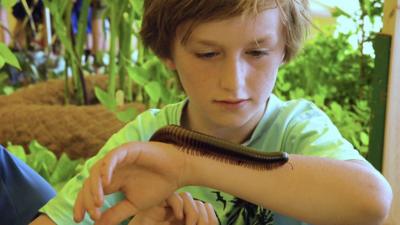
[0,76,146,159]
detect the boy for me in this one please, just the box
[32,0,393,224]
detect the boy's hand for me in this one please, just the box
[73,141,191,224]
[131,192,218,225]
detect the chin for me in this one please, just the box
[212,115,251,129]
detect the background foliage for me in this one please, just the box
[275,31,373,155]
[1,0,384,187]
[7,141,83,192]
[273,0,384,156]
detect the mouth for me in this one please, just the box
[213,99,250,107]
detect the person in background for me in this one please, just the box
[11,0,44,50]
[0,3,12,45]
[0,145,55,225]
[90,0,106,55]
[72,0,107,52]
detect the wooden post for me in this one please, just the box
[382,0,400,224]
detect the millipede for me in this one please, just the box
[149,125,289,170]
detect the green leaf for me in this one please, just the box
[0,55,5,68]
[144,81,162,103]
[95,86,117,111]
[127,66,148,86]
[280,82,291,92]
[0,43,20,70]
[2,0,18,8]
[115,107,139,123]
[289,88,305,99]
[131,0,143,15]
[6,142,27,163]
[330,102,343,115]
[27,140,57,180]
[48,153,83,190]
[3,86,14,95]
[143,57,160,70]
[360,132,369,145]
[313,94,325,107]
[6,139,85,191]
[28,140,48,154]
[0,71,8,82]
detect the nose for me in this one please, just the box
[218,56,247,92]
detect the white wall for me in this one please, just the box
[382,0,400,224]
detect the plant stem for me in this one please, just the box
[64,58,70,105]
[358,0,366,82]
[107,5,118,97]
[119,6,134,101]
[78,67,88,104]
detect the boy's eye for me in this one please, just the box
[246,50,269,58]
[195,52,220,59]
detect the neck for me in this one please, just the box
[181,101,267,144]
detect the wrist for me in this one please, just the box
[179,151,218,188]
[179,152,197,187]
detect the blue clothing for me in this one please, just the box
[71,0,93,34]
[0,145,56,225]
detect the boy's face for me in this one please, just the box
[166,8,285,137]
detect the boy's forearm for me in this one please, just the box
[30,215,56,225]
[183,154,392,225]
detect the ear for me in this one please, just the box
[280,51,286,65]
[163,58,176,70]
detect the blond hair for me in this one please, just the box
[140,0,310,62]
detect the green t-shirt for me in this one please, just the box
[40,94,366,225]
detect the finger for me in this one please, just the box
[73,189,85,222]
[89,163,104,207]
[94,199,138,225]
[101,148,129,185]
[82,179,102,221]
[195,200,209,225]
[180,192,199,225]
[205,203,218,225]
[166,192,183,220]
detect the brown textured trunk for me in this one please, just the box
[0,76,146,159]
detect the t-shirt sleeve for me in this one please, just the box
[283,104,365,161]
[39,111,154,225]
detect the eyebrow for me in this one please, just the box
[250,36,275,47]
[188,35,275,48]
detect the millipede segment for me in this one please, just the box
[150,125,289,170]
